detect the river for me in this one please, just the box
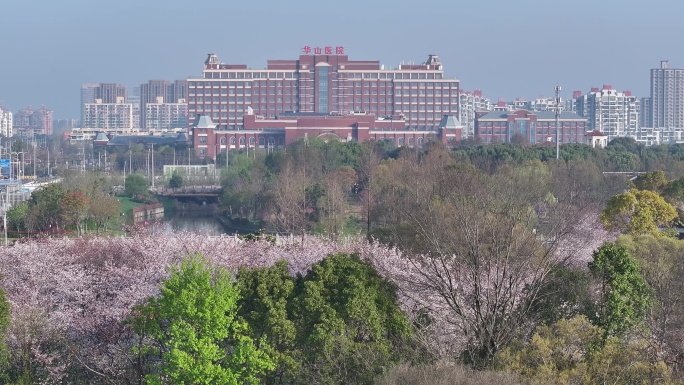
[159,214,227,236]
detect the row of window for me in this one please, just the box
[200,136,283,146]
[188,97,459,105]
[188,89,459,98]
[201,72,447,80]
[190,80,457,88]
[478,122,586,128]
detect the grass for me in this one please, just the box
[117,195,145,217]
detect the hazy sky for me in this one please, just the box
[1,0,683,119]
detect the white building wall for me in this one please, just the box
[145,101,188,131]
[0,108,13,137]
[83,100,134,129]
[574,87,639,140]
[459,92,491,138]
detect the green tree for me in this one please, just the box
[631,170,668,193]
[291,253,411,385]
[125,174,150,199]
[5,202,28,233]
[617,235,684,371]
[236,261,297,385]
[588,242,651,338]
[168,171,183,189]
[88,193,121,233]
[498,316,674,384]
[60,191,90,235]
[130,256,273,385]
[27,182,67,231]
[599,188,677,236]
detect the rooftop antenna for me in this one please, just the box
[555,84,562,159]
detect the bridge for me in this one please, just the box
[602,171,647,181]
[154,185,222,198]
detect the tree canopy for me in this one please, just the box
[130,256,273,385]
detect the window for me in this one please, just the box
[398,137,405,146]
[239,137,245,145]
[220,137,226,144]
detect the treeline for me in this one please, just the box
[6,173,121,236]
[218,136,684,236]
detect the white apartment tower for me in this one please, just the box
[459,90,490,138]
[574,85,639,139]
[651,60,684,128]
[83,97,134,129]
[144,97,188,131]
[0,107,13,137]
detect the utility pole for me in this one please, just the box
[555,85,562,160]
[151,145,155,189]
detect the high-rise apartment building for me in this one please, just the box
[0,106,13,137]
[128,86,141,129]
[83,97,134,129]
[30,106,54,135]
[187,50,460,131]
[12,105,53,136]
[80,83,99,125]
[650,60,684,128]
[139,80,188,128]
[459,90,490,138]
[574,85,639,140]
[144,97,188,131]
[81,83,128,127]
[95,83,127,104]
[640,97,651,128]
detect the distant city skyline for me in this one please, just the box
[1,0,683,119]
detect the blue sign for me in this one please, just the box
[0,159,9,168]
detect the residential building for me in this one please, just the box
[574,85,639,140]
[459,90,491,138]
[650,60,684,128]
[145,97,188,131]
[640,97,651,129]
[492,100,513,111]
[187,50,460,132]
[527,97,560,112]
[80,83,99,125]
[95,83,127,104]
[82,97,134,130]
[129,86,141,129]
[0,106,12,137]
[12,105,53,136]
[475,109,588,144]
[30,106,54,135]
[139,80,188,128]
[13,106,32,129]
[81,83,128,128]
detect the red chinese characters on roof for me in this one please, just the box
[301,45,345,55]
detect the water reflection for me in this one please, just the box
[160,214,226,236]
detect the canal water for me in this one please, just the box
[159,214,226,236]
